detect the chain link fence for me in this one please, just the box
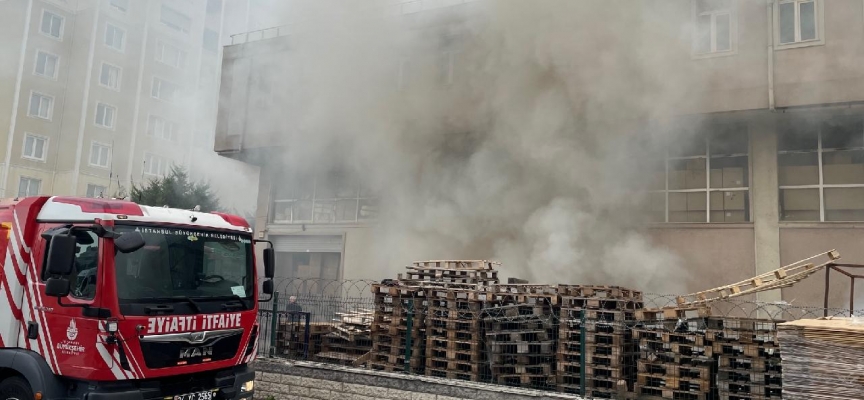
[253,278,863,399]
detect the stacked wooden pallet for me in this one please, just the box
[400,260,500,288]
[707,317,783,400]
[631,306,712,400]
[556,285,643,398]
[424,286,489,381]
[778,317,864,400]
[274,321,330,357]
[483,285,559,390]
[316,311,373,364]
[367,284,426,373]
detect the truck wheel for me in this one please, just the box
[0,376,33,400]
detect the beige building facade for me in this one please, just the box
[0,0,255,203]
[216,0,864,308]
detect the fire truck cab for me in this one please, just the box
[0,196,275,400]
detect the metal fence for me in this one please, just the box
[253,278,863,399]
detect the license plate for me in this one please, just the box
[170,390,217,400]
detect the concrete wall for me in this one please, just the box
[252,360,582,400]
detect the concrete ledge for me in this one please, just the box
[251,358,584,400]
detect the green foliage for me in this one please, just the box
[129,165,221,212]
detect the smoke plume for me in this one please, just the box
[253,0,709,293]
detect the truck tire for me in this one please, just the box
[0,376,33,400]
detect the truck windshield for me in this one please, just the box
[113,225,254,302]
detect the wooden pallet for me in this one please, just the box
[556,285,643,300]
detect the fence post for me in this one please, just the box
[269,291,280,357]
[404,299,414,373]
[580,309,586,397]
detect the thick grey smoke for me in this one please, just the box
[254,0,708,293]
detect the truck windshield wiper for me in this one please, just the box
[135,296,202,313]
[189,295,248,310]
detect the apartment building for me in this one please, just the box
[0,0,257,207]
[215,0,864,307]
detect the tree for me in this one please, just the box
[129,165,221,212]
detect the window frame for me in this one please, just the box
[39,9,64,40]
[774,0,825,50]
[159,4,192,35]
[27,91,54,120]
[98,62,123,91]
[155,40,186,69]
[86,183,108,198]
[17,176,41,198]
[33,49,59,80]
[89,141,111,169]
[151,76,180,103]
[93,102,117,129]
[647,127,752,224]
[271,175,380,224]
[104,23,126,53]
[778,120,864,222]
[147,114,178,141]
[21,133,48,162]
[143,153,168,177]
[691,0,737,59]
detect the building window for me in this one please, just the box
[99,63,122,90]
[28,92,53,120]
[779,116,864,222]
[89,142,111,168]
[647,125,750,223]
[160,5,191,34]
[109,0,128,13]
[693,0,734,55]
[34,51,59,79]
[778,0,821,46]
[86,184,107,198]
[147,115,178,141]
[272,173,380,224]
[104,24,126,52]
[143,153,168,177]
[22,133,47,161]
[18,177,40,198]
[40,10,64,39]
[203,28,219,52]
[94,103,116,128]
[155,41,185,68]
[151,77,179,102]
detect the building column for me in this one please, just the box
[750,113,782,304]
[255,170,272,240]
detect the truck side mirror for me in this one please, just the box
[45,277,70,297]
[262,279,274,295]
[46,234,76,275]
[262,248,275,279]
[115,231,145,253]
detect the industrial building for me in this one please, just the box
[215,0,864,308]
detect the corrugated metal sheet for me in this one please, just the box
[271,234,343,253]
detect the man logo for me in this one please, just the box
[179,345,213,359]
[66,319,78,341]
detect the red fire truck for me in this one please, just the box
[0,196,275,400]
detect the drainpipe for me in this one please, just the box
[1,0,34,197]
[767,0,776,111]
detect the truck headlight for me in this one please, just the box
[241,380,254,393]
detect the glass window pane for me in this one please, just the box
[715,13,731,51]
[293,200,312,221]
[822,117,864,150]
[711,125,748,155]
[778,119,818,151]
[669,134,707,158]
[825,188,864,221]
[823,150,864,185]
[335,199,358,222]
[710,190,749,222]
[780,188,820,221]
[696,14,712,53]
[710,156,748,188]
[23,136,34,157]
[779,2,795,44]
[778,152,819,186]
[799,1,816,41]
[34,138,44,158]
[670,158,707,189]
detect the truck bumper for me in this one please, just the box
[78,364,255,400]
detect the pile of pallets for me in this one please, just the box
[400,260,500,287]
[483,285,559,390]
[708,317,783,400]
[633,324,715,400]
[367,283,426,373]
[556,285,643,398]
[315,311,373,364]
[274,321,330,358]
[424,286,489,381]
